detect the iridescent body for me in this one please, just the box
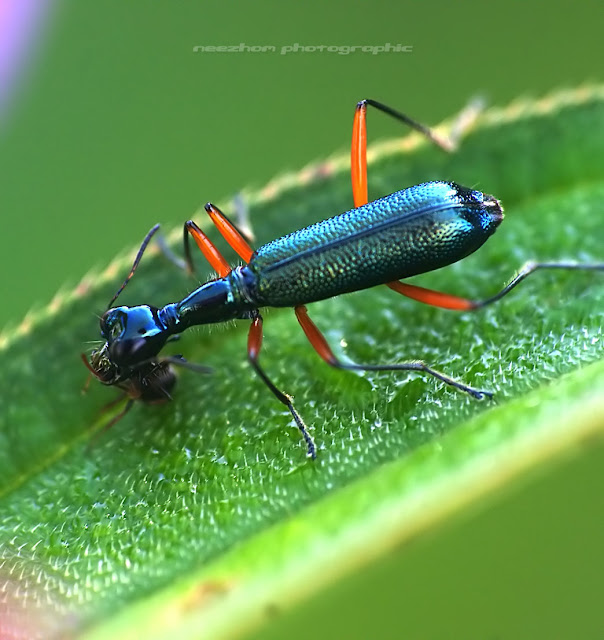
[84,98,602,458]
[249,181,501,306]
[102,181,503,369]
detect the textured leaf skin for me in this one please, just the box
[0,87,603,639]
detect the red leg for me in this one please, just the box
[388,260,604,311]
[293,306,338,365]
[294,305,492,399]
[386,281,476,311]
[247,313,316,459]
[183,220,232,278]
[204,202,254,263]
[351,98,482,210]
[351,101,368,207]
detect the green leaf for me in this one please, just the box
[1,86,603,639]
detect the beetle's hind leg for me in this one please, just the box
[294,305,493,400]
[387,261,604,311]
[351,96,484,208]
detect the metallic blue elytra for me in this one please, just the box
[246,181,503,306]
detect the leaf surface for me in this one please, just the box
[0,86,603,639]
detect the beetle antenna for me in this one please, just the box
[107,224,160,309]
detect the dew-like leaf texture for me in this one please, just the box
[0,87,603,639]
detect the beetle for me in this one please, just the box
[84,99,603,458]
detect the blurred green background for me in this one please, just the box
[1,1,602,638]
[1,0,601,329]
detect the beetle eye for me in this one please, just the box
[100,309,127,342]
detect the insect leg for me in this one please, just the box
[294,305,493,400]
[162,355,213,375]
[203,202,254,262]
[157,233,188,272]
[232,192,255,242]
[183,220,232,277]
[158,196,254,273]
[86,396,135,450]
[247,312,317,459]
[387,261,604,311]
[351,97,483,208]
